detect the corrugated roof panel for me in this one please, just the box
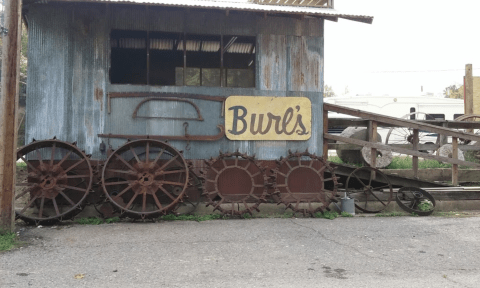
[53,0,373,23]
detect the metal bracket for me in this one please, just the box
[1,27,8,36]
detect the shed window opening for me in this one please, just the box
[110,30,256,88]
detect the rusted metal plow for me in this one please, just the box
[202,151,269,216]
[272,150,339,216]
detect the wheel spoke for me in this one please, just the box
[105,168,136,175]
[158,155,179,171]
[158,185,177,201]
[63,158,86,174]
[15,186,36,200]
[145,142,150,164]
[52,197,61,216]
[156,169,187,176]
[38,197,46,218]
[160,180,185,186]
[114,154,137,172]
[58,190,77,207]
[36,148,44,168]
[20,156,40,173]
[152,146,166,166]
[142,191,147,212]
[130,146,141,163]
[56,150,73,168]
[63,174,91,179]
[352,173,366,187]
[104,180,134,186]
[50,143,56,167]
[369,191,387,206]
[152,193,163,210]
[125,191,140,210]
[19,193,40,214]
[114,183,135,198]
[58,185,88,193]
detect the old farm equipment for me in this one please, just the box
[16,92,342,224]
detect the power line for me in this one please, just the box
[368,68,480,73]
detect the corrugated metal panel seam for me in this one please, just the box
[49,0,373,22]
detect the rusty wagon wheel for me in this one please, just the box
[272,150,339,217]
[395,187,436,216]
[454,114,480,144]
[345,166,393,213]
[385,112,439,153]
[15,139,93,225]
[202,151,268,216]
[101,139,189,219]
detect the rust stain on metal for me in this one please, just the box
[98,125,225,141]
[132,97,204,121]
[95,87,104,111]
[85,118,93,137]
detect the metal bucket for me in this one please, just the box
[341,197,355,216]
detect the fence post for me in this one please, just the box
[412,129,419,178]
[452,137,459,186]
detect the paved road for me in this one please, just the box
[1,216,480,288]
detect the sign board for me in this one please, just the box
[225,96,312,140]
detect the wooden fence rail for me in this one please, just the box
[323,103,480,186]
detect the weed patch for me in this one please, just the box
[0,232,17,251]
[105,217,120,224]
[314,211,338,220]
[375,212,405,217]
[75,217,104,225]
[341,211,354,217]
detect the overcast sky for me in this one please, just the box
[324,0,480,97]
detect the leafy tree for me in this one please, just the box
[324,84,336,98]
[443,84,463,99]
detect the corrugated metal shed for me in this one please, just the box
[48,0,373,23]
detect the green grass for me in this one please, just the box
[375,212,406,217]
[0,232,17,251]
[314,211,338,220]
[328,156,362,167]
[75,217,104,225]
[16,161,27,168]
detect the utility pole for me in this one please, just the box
[0,0,22,232]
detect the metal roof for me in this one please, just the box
[51,0,373,24]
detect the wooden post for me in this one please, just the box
[452,137,459,186]
[465,64,473,133]
[323,107,329,161]
[412,129,419,178]
[465,64,473,116]
[0,0,22,232]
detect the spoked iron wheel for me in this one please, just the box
[385,112,439,153]
[272,150,339,216]
[345,167,393,213]
[101,139,189,219]
[395,187,436,216]
[454,114,480,144]
[15,139,93,225]
[202,151,268,216]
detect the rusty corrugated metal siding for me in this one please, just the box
[26,3,324,160]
